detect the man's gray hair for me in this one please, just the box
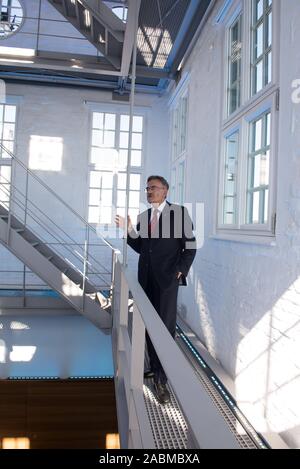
[147,175,169,190]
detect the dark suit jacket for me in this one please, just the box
[127,201,196,290]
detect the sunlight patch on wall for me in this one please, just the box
[0,339,6,363]
[235,277,300,433]
[29,136,63,171]
[9,346,36,362]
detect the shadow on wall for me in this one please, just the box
[178,245,300,448]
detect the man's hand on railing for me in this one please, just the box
[115,214,133,233]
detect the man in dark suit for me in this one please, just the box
[115,175,196,404]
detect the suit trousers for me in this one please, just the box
[145,265,179,385]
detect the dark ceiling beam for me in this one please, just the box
[0,51,171,79]
[0,70,161,94]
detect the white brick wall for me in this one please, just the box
[176,0,300,449]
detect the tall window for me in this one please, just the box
[251,0,272,95]
[223,131,239,225]
[170,89,188,204]
[88,110,144,225]
[228,14,242,115]
[0,103,16,159]
[218,0,277,238]
[247,111,270,224]
[0,103,16,205]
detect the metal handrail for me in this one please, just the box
[0,177,111,282]
[0,150,114,288]
[0,142,114,250]
[113,257,240,449]
[0,181,110,287]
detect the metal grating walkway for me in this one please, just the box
[142,327,269,449]
[143,380,189,449]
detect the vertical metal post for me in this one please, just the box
[6,154,15,245]
[130,303,145,390]
[22,168,29,305]
[24,169,29,227]
[22,265,26,308]
[82,224,89,313]
[123,6,139,266]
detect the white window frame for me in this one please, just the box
[85,101,148,226]
[216,0,280,243]
[168,74,189,204]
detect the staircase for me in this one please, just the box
[0,143,115,330]
[47,0,126,69]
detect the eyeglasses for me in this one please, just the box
[144,185,165,193]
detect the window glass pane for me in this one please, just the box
[228,15,242,115]
[120,132,129,148]
[223,131,238,224]
[92,130,103,147]
[101,189,113,205]
[120,115,143,133]
[4,105,16,122]
[0,165,11,183]
[252,0,272,96]
[99,206,112,224]
[254,23,263,59]
[120,115,129,132]
[118,149,128,167]
[255,0,263,22]
[224,196,235,225]
[117,173,127,190]
[1,140,13,157]
[129,191,140,208]
[89,189,100,205]
[90,171,101,187]
[254,118,262,152]
[247,111,271,224]
[255,60,263,94]
[267,12,272,47]
[133,116,143,133]
[264,189,269,223]
[266,51,272,85]
[118,173,127,189]
[3,123,15,140]
[252,191,260,223]
[91,147,117,166]
[88,206,100,224]
[132,133,142,150]
[104,130,115,147]
[101,172,114,188]
[131,150,142,167]
[93,113,104,129]
[130,173,140,190]
[104,113,116,130]
[266,113,271,146]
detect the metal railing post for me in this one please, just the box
[82,224,89,313]
[6,156,15,245]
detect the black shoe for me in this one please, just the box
[153,381,170,405]
[144,369,155,379]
